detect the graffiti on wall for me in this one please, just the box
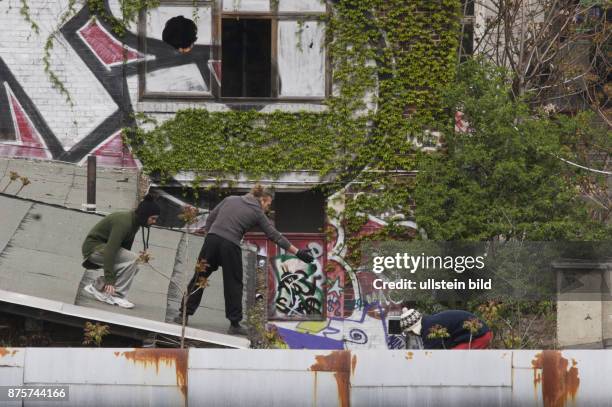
[0,0,326,168]
[270,242,325,319]
[270,193,421,349]
[0,1,213,167]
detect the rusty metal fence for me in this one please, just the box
[0,348,609,406]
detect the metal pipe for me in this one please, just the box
[85,155,96,212]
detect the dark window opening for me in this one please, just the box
[222,18,271,97]
[461,0,475,17]
[460,23,474,61]
[274,190,325,233]
[154,188,325,235]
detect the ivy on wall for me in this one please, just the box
[86,0,160,36]
[128,0,461,267]
[18,0,462,268]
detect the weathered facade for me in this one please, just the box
[0,0,452,350]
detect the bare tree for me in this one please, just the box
[467,0,610,123]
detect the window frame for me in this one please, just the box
[138,0,330,103]
[138,0,216,101]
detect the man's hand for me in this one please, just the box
[296,249,315,264]
[103,284,116,296]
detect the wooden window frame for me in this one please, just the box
[138,0,330,103]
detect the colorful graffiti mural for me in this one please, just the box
[266,194,420,349]
[271,247,325,318]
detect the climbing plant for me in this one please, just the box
[19,1,476,265]
[18,0,158,104]
[86,0,160,36]
[127,0,462,268]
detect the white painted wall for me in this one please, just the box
[0,0,117,151]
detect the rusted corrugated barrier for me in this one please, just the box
[1,348,611,406]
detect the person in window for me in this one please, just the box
[162,15,198,54]
[176,184,315,336]
[81,194,160,309]
[400,308,493,349]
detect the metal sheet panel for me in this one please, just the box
[188,370,324,407]
[0,349,24,407]
[24,348,186,387]
[351,350,512,387]
[0,348,25,368]
[512,350,612,407]
[22,384,184,407]
[351,386,512,407]
[189,349,328,370]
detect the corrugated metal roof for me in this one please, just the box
[0,193,250,348]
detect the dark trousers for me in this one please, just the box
[182,234,244,323]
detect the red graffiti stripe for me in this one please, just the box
[86,131,139,168]
[0,86,49,159]
[79,19,141,67]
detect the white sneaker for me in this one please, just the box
[111,296,135,309]
[84,284,114,305]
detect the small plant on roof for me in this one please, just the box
[427,324,450,349]
[263,324,288,349]
[462,318,483,350]
[83,321,110,347]
[1,171,20,193]
[137,250,152,264]
[178,205,199,225]
[15,176,31,196]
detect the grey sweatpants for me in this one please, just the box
[87,248,140,298]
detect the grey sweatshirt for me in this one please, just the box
[205,194,291,250]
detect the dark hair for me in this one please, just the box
[162,16,198,49]
[135,194,161,226]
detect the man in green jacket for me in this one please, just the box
[81,195,160,308]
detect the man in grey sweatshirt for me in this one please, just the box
[177,184,314,335]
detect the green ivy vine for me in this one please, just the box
[127,0,461,267]
[18,0,462,268]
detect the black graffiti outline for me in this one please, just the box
[58,0,213,162]
[274,266,323,316]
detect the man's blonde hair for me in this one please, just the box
[250,183,274,199]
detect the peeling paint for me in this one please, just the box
[310,350,351,407]
[532,351,580,407]
[351,354,357,374]
[119,349,188,399]
[405,351,414,360]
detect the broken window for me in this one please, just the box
[140,2,213,97]
[139,1,328,101]
[221,18,272,98]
